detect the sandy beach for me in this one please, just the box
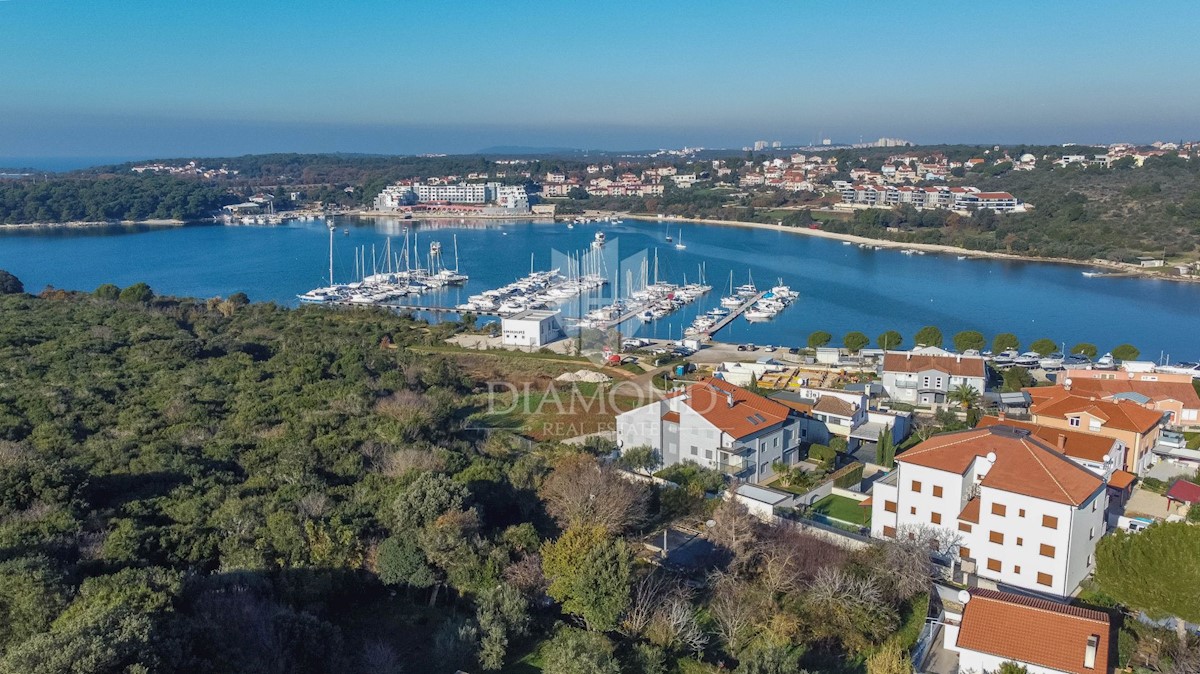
[578,209,1199,284]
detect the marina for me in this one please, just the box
[3,216,1200,358]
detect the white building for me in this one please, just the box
[616,378,803,483]
[500,310,564,348]
[944,588,1111,674]
[880,351,988,406]
[870,424,1107,597]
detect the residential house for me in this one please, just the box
[616,378,802,482]
[880,351,988,406]
[871,424,1107,597]
[1027,388,1165,474]
[944,589,1111,674]
[976,415,1136,508]
[1058,369,1200,427]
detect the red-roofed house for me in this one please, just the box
[1028,387,1166,474]
[1057,369,1200,428]
[946,588,1112,674]
[871,424,1107,597]
[616,378,803,482]
[881,351,988,406]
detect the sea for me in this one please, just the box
[1,216,1198,360]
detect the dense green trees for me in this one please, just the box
[1030,338,1058,356]
[992,333,1020,353]
[952,330,985,353]
[0,175,232,223]
[1095,523,1200,643]
[1071,342,1098,358]
[843,331,870,353]
[1112,343,1141,360]
[877,330,903,350]
[913,325,943,348]
[807,331,832,349]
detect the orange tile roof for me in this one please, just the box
[957,589,1111,674]
[1061,377,1200,408]
[661,411,680,423]
[977,416,1117,463]
[974,191,1015,199]
[957,497,981,523]
[681,378,792,440]
[1028,388,1164,434]
[896,426,1103,506]
[813,396,857,417]
[1108,470,1136,490]
[882,352,986,378]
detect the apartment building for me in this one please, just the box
[1027,388,1166,474]
[1058,369,1200,427]
[616,378,803,483]
[839,184,1023,213]
[871,424,1107,597]
[880,351,988,406]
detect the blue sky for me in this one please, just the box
[1,0,1198,159]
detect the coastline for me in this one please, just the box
[0,218,185,230]
[580,209,1198,284]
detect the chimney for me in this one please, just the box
[956,355,962,363]
[727,392,735,408]
[906,352,911,360]
[1057,433,1067,451]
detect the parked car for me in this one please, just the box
[762,345,775,352]
[787,347,799,355]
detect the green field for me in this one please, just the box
[811,494,872,526]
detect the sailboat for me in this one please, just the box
[720,270,742,307]
[664,225,673,243]
[674,229,686,250]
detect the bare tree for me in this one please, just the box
[873,524,962,600]
[503,553,548,596]
[539,454,650,534]
[757,525,848,596]
[709,571,770,654]
[623,573,673,637]
[706,498,760,565]
[654,593,708,655]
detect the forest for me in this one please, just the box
[0,276,944,674]
[0,175,234,225]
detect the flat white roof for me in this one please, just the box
[735,484,791,505]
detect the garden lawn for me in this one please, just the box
[811,494,871,526]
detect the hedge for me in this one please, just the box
[830,462,865,489]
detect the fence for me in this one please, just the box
[775,513,872,550]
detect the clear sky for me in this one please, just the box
[2,0,1199,159]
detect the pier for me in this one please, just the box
[700,291,767,338]
[329,301,504,318]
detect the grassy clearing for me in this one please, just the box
[811,494,871,526]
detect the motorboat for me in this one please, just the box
[592,231,606,249]
[992,350,1019,367]
[1094,353,1118,370]
[743,308,776,322]
[1063,353,1092,368]
[1014,352,1041,368]
[720,295,744,308]
[1157,362,1200,378]
[1038,352,1066,371]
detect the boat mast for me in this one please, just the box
[328,223,335,285]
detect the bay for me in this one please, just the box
[1,216,1198,360]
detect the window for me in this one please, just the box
[959,546,971,559]
[936,376,943,388]
[705,450,713,460]
[991,503,1006,516]
[958,522,972,533]
[987,558,1001,572]
[1085,635,1099,669]
[882,525,896,538]
[1016,537,1023,546]
[930,512,942,525]
[910,506,917,515]
[1092,500,1098,512]
[1069,417,1081,427]
[933,485,943,498]
[885,500,897,513]
[1087,554,1094,567]
[911,480,922,493]
[922,376,930,388]
[1018,508,1026,518]
[1037,572,1053,587]
[989,531,1004,544]
[1040,544,1056,558]
[1014,565,1021,574]
[1089,419,1101,431]
[690,445,698,456]
[1043,515,1058,529]
[1089,526,1095,540]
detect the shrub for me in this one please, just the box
[830,462,865,489]
[808,444,836,466]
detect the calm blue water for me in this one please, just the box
[1,217,1198,360]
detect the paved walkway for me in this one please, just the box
[1125,488,1171,519]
